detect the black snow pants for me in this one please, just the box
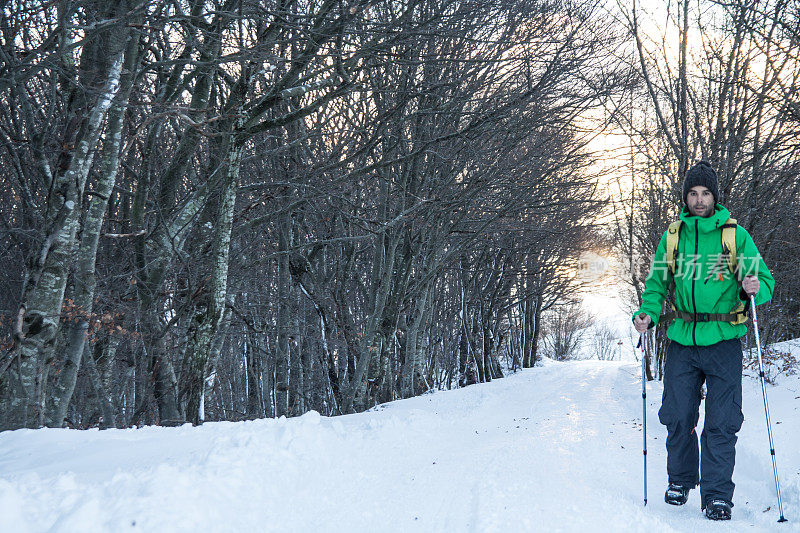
[658,337,744,507]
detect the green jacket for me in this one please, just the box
[634,204,774,346]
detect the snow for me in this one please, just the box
[2,356,799,532]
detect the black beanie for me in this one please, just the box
[683,161,719,205]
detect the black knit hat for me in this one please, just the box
[683,161,719,205]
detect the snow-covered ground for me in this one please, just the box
[2,352,799,532]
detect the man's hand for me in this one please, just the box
[634,313,651,333]
[742,275,760,296]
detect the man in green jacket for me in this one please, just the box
[633,161,774,521]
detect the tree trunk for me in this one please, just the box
[2,40,126,429]
[245,335,264,418]
[290,293,304,416]
[82,344,118,429]
[275,209,291,417]
[46,30,140,427]
[531,292,544,366]
[341,230,400,413]
[401,283,431,397]
[183,141,241,425]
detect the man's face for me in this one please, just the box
[686,185,714,217]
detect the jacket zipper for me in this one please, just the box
[692,220,698,346]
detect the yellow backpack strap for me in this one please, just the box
[720,217,738,279]
[721,217,748,324]
[665,220,683,275]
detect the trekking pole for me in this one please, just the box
[750,295,787,523]
[637,314,648,506]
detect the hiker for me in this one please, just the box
[632,161,774,521]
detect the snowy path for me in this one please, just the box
[1,359,798,532]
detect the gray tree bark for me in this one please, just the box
[275,208,291,417]
[3,11,128,428]
[46,28,140,427]
[183,140,241,424]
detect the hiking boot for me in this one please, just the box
[705,499,732,520]
[664,483,691,506]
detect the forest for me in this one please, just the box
[0,0,798,430]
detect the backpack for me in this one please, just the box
[662,217,749,325]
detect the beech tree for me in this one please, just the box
[1,0,625,429]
